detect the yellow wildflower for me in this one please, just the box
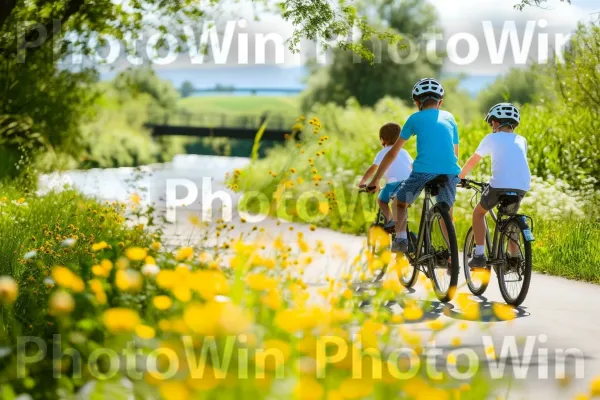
[261,290,282,310]
[89,279,107,305]
[159,382,190,400]
[51,266,84,293]
[246,273,278,291]
[492,303,516,321]
[49,291,75,316]
[153,295,173,310]
[590,376,600,395]
[293,377,323,400]
[0,276,18,305]
[176,247,194,261]
[135,325,156,340]
[103,308,140,333]
[91,241,109,252]
[126,247,147,261]
[116,269,143,292]
[403,301,423,321]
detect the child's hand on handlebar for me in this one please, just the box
[365,181,379,193]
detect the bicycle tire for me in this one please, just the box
[463,227,491,296]
[427,206,459,302]
[399,230,419,288]
[497,219,532,306]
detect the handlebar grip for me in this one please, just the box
[359,186,377,193]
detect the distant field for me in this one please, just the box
[179,96,300,117]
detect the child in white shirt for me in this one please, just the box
[359,123,413,228]
[459,103,531,268]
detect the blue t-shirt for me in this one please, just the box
[401,109,460,175]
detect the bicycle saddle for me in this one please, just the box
[425,175,449,196]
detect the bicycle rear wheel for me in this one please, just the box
[463,227,491,296]
[427,207,459,302]
[497,219,532,306]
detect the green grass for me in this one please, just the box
[179,95,299,116]
[0,184,152,277]
[532,218,600,282]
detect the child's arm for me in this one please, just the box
[359,165,377,187]
[368,138,408,188]
[454,144,459,158]
[459,154,482,179]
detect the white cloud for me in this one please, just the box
[428,0,594,75]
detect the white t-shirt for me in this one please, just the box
[373,147,413,183]
[475,132,531,191]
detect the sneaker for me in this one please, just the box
[468,254,487,269]
[383,220,395,232]
[392,238,408,253]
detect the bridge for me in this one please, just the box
[189,87,302,95]
[145,111,300,142]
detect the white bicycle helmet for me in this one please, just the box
[411,78,445,101]
[485,103,520,126]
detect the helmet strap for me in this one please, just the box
[497,121,515,131]
[418,96,440,110]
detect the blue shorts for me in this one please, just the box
[378,182,403,203]
[391,172,460,206]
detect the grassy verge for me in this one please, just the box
[179,95,299,116]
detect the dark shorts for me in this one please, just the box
[480,187,527,212]
[391,172,460,206]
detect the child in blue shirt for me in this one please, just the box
[368,78,461,253]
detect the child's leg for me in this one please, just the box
[472,204,488,255]
[394,202,409,237]
[378,199,392,222]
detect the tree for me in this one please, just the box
[180,81,195,98]
[476,66,554,113]
[301,0,442,109]
[551,22,600,187]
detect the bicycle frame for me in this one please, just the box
[463,181,532,266]
[408,189,437,268]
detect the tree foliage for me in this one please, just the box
[180,81,195,98]
[476,65,554,113]
[514,0,570,11]
[301,0,442,109]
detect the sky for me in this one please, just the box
[97,0,600,91]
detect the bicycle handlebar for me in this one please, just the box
[358,185,377,193]
[459,179,487,191]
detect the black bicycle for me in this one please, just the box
[398,176,460,302]
[460,179,534,306]
[362,177,460,302]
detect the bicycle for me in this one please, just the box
[362,176,460,302]
[397,176,460,302]
[459,179,534,306]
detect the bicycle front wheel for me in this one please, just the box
[399,230,419,288]
[367,224,394,283]
[463,227,491,296]
[427,207,459,302]
[497,219,532,306]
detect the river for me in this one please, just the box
[38,155,251,208]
